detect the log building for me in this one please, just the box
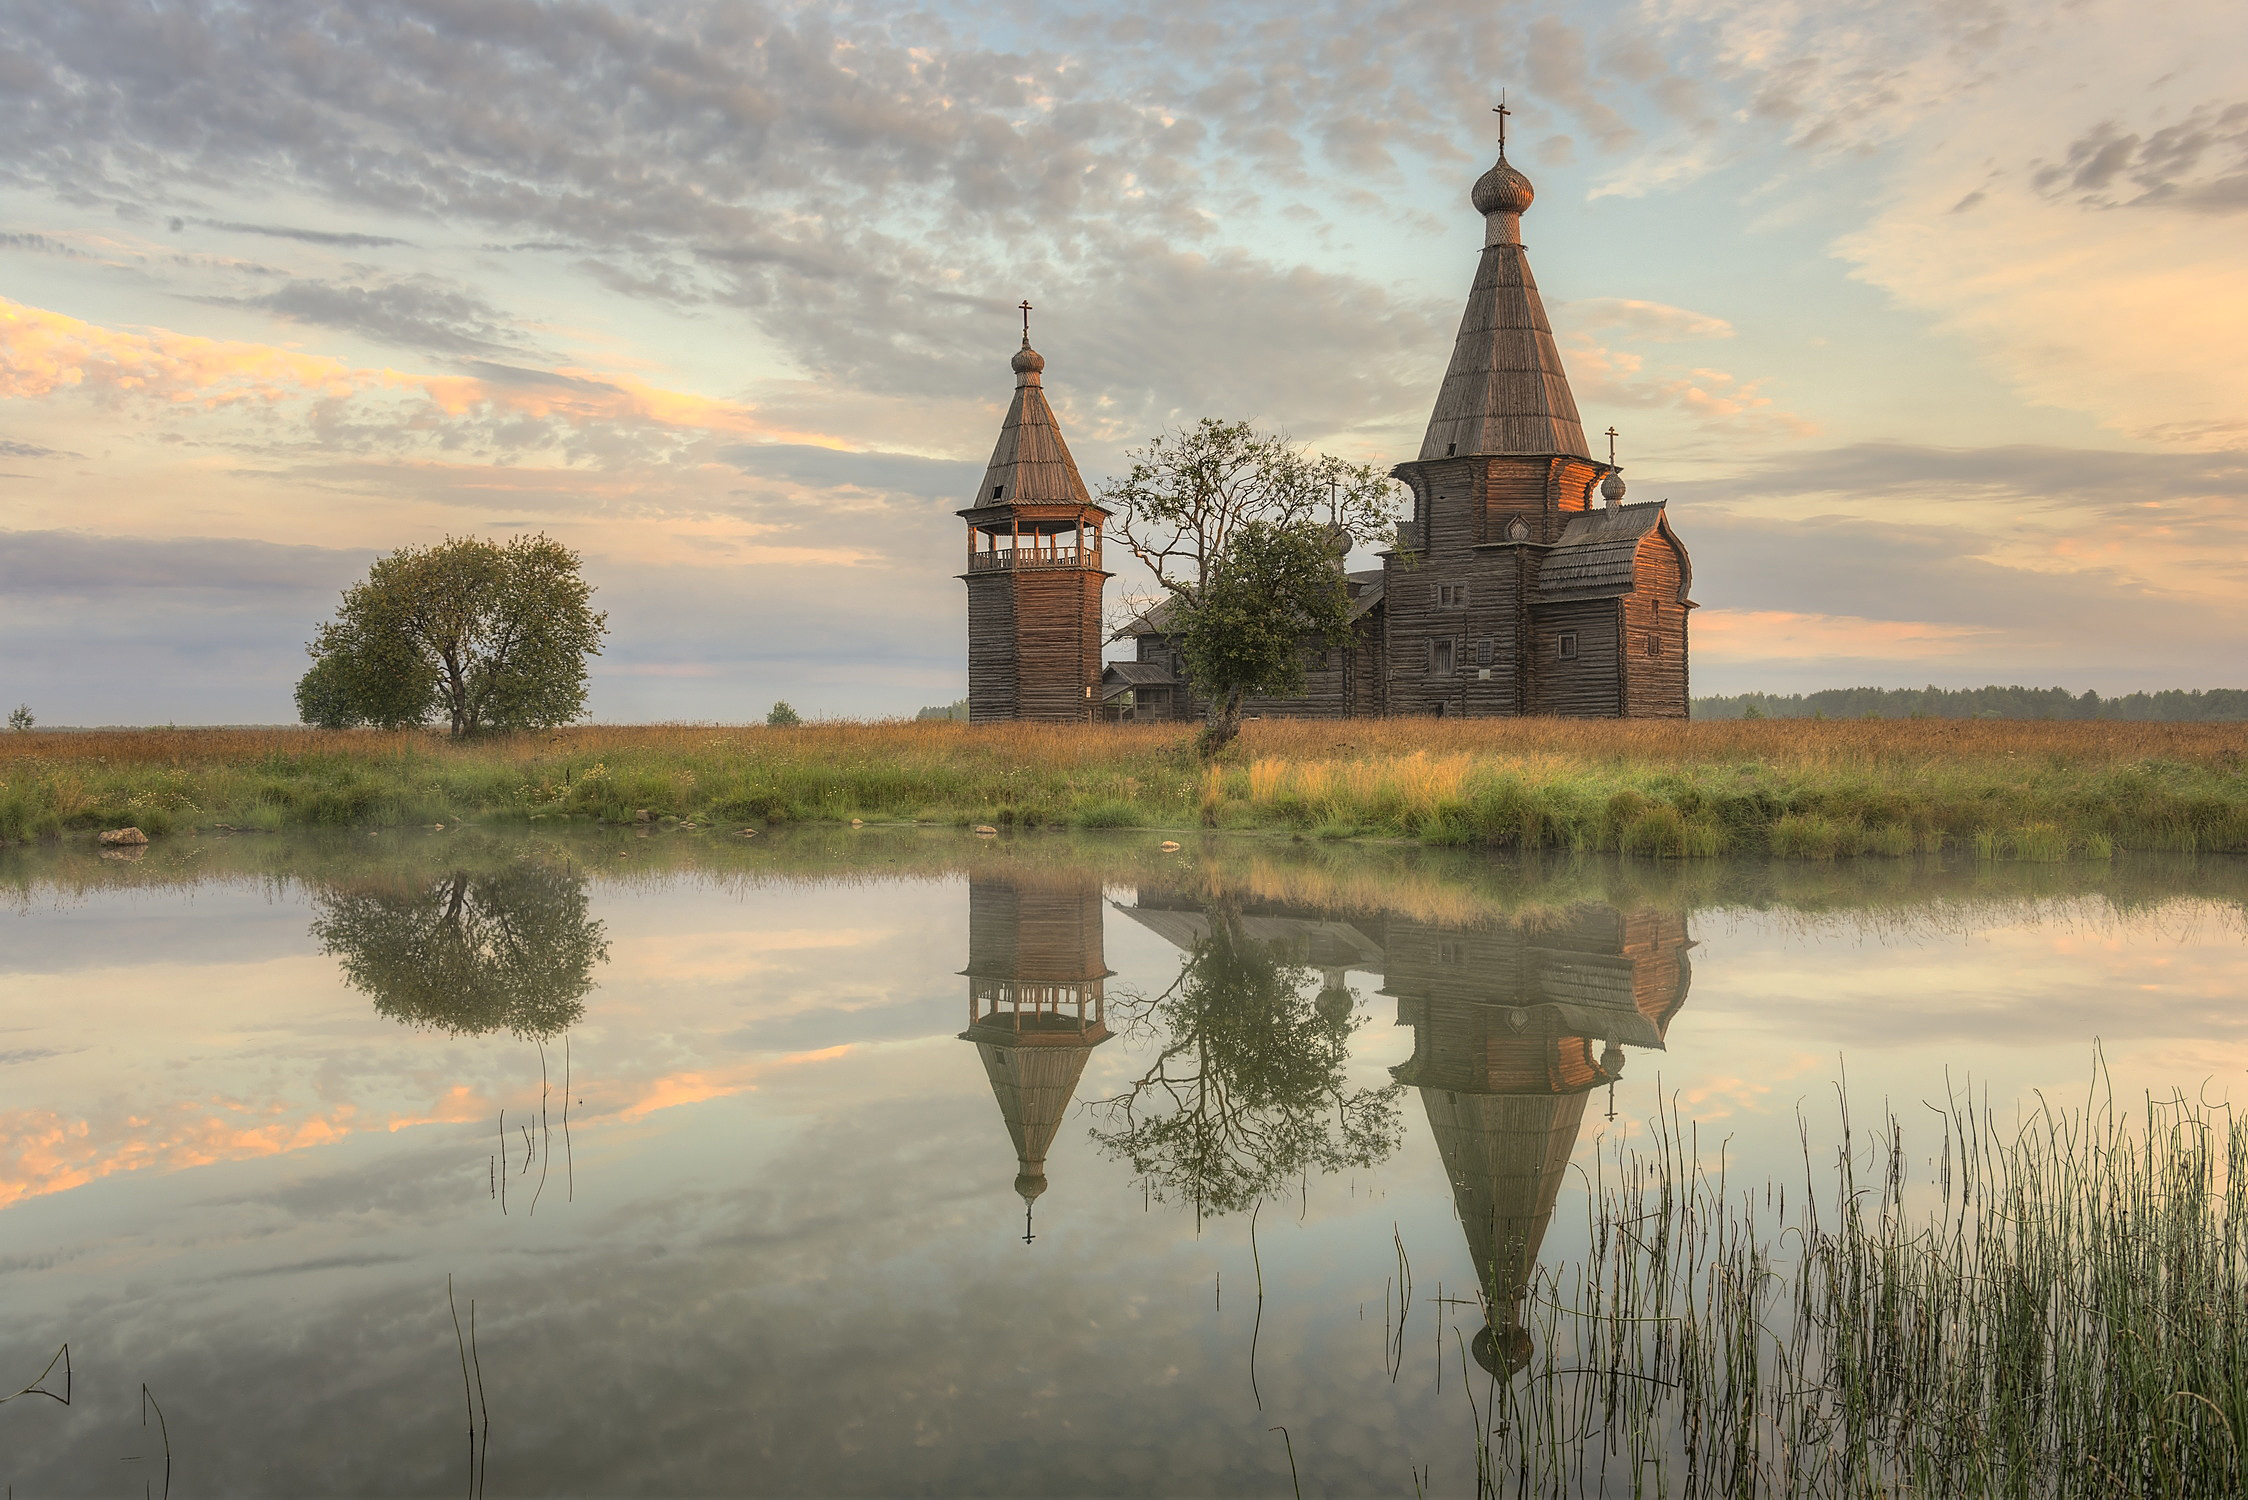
[957,324,1110,724]
[1089,132,1695,721]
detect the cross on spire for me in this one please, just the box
[1019,299,1033,347]
[1605,426,1619,466]
[1492,91,1511,157]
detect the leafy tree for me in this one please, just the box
[1089,902,1402,1220]
[7,705,31,732]
[1179,521,1355,755]
[766,700,802,727]
[310,862,608,1038]
[1101,419,1400,756]
[1104,418,1400,597]
[297,534,607,737]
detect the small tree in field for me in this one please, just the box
[1177,521,1354,757]
[765,701,802,727]
[297,534,607,737]
[7,705,32,732]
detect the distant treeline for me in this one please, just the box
[1694,686,2248,722]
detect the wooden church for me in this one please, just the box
[960,119,1693,722]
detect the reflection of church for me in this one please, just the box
[957,873,1114,1240]
[1119,891,1691,1374]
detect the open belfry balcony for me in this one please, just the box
[966,516,1103,573]
[967,542,1101,572]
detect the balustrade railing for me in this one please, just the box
[966,545,1100,572]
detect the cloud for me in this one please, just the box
[201,220,413,248]
[1562,298,1734,342]
[1692,608,1991,662]
[0,436,67,458]
[215,275,531,356]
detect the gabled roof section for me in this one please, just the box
[1536,502,1680,601]
[1102,660,1179,687]
[1416,154,1592,463]
[968,341,1096,512]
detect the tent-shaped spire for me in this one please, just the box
[968,1037,1107,1206]
[1416,146,1592,462]
[972,332,1096,509]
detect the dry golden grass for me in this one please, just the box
[1,717,2243,855]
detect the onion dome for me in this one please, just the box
[1472,157,1536,217]
[1011,342,1046,380]
[1601,471,1627,506]
[1015,1170,1047,1202]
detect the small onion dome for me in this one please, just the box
[1471,158,1535,217]
[1601,471,1627,505]
[1472,1323,1534,1377]
[1015,1170,1048,1202]
[1011,342,1046,377]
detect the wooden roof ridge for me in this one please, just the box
[971,340,1096,511]
[1414,152,1593,463]
[1536,501,1686,601]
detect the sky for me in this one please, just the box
[1,0,2243,723]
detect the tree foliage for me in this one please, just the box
[1178,521,1355,755]
[1100,419,1400,757]
[1104,418,1401,600]
[1089,903,1402,1219]
[297,534,607,736]
[310,863,608,1039]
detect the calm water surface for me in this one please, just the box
[3,830,2245,1496]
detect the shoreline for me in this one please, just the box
[3,718,2244,859]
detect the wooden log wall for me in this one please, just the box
[965,574,1018,724]
[1617,538,1690,719]
[1527,598,1622,718]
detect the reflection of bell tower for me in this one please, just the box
[958,873,1114,1239]
[1387,905,1691,1374]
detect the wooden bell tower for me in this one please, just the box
[958,305,1110,724]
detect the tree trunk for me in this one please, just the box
[1197,687,1244,760]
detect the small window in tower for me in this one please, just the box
[1437,584,1468,608]
[992,484,1005,499]
[1431,639,1455,674]
[1647,633,1663,658]
[1476,639,1493,667]
[1446,443,1457,457]
[1557,632,1579,660]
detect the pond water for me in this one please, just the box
[2,829,2245,1496]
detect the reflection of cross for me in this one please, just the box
[1019,299,1033,345]
[1605,426,1619,466]
[1022,1199,1036,1245]
[1492,92,1510,156]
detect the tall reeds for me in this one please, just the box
[1477,1076,2248,1497]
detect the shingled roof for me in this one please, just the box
[969,340,1099,511]
[1416,153,1592,463]
[1536,503,1673,601]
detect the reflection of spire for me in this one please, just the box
[1385,904,1692,1376]
[958,874,1114,1237]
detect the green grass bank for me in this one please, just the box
[4,717,2245,859]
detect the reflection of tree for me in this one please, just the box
[1090,904,1401,1217]
[310,864,607,1038]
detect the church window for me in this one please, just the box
[1437,939,1467,964]
[1437,584,1468,608]
[1646,633,1663,658]
[992,484,1005,499]
[1476,639,1493,667]
[1431,639,1455,673]
[1556,632,1579,660]
[1446,443,1457,457]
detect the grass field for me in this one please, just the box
[2,717,2245,858]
